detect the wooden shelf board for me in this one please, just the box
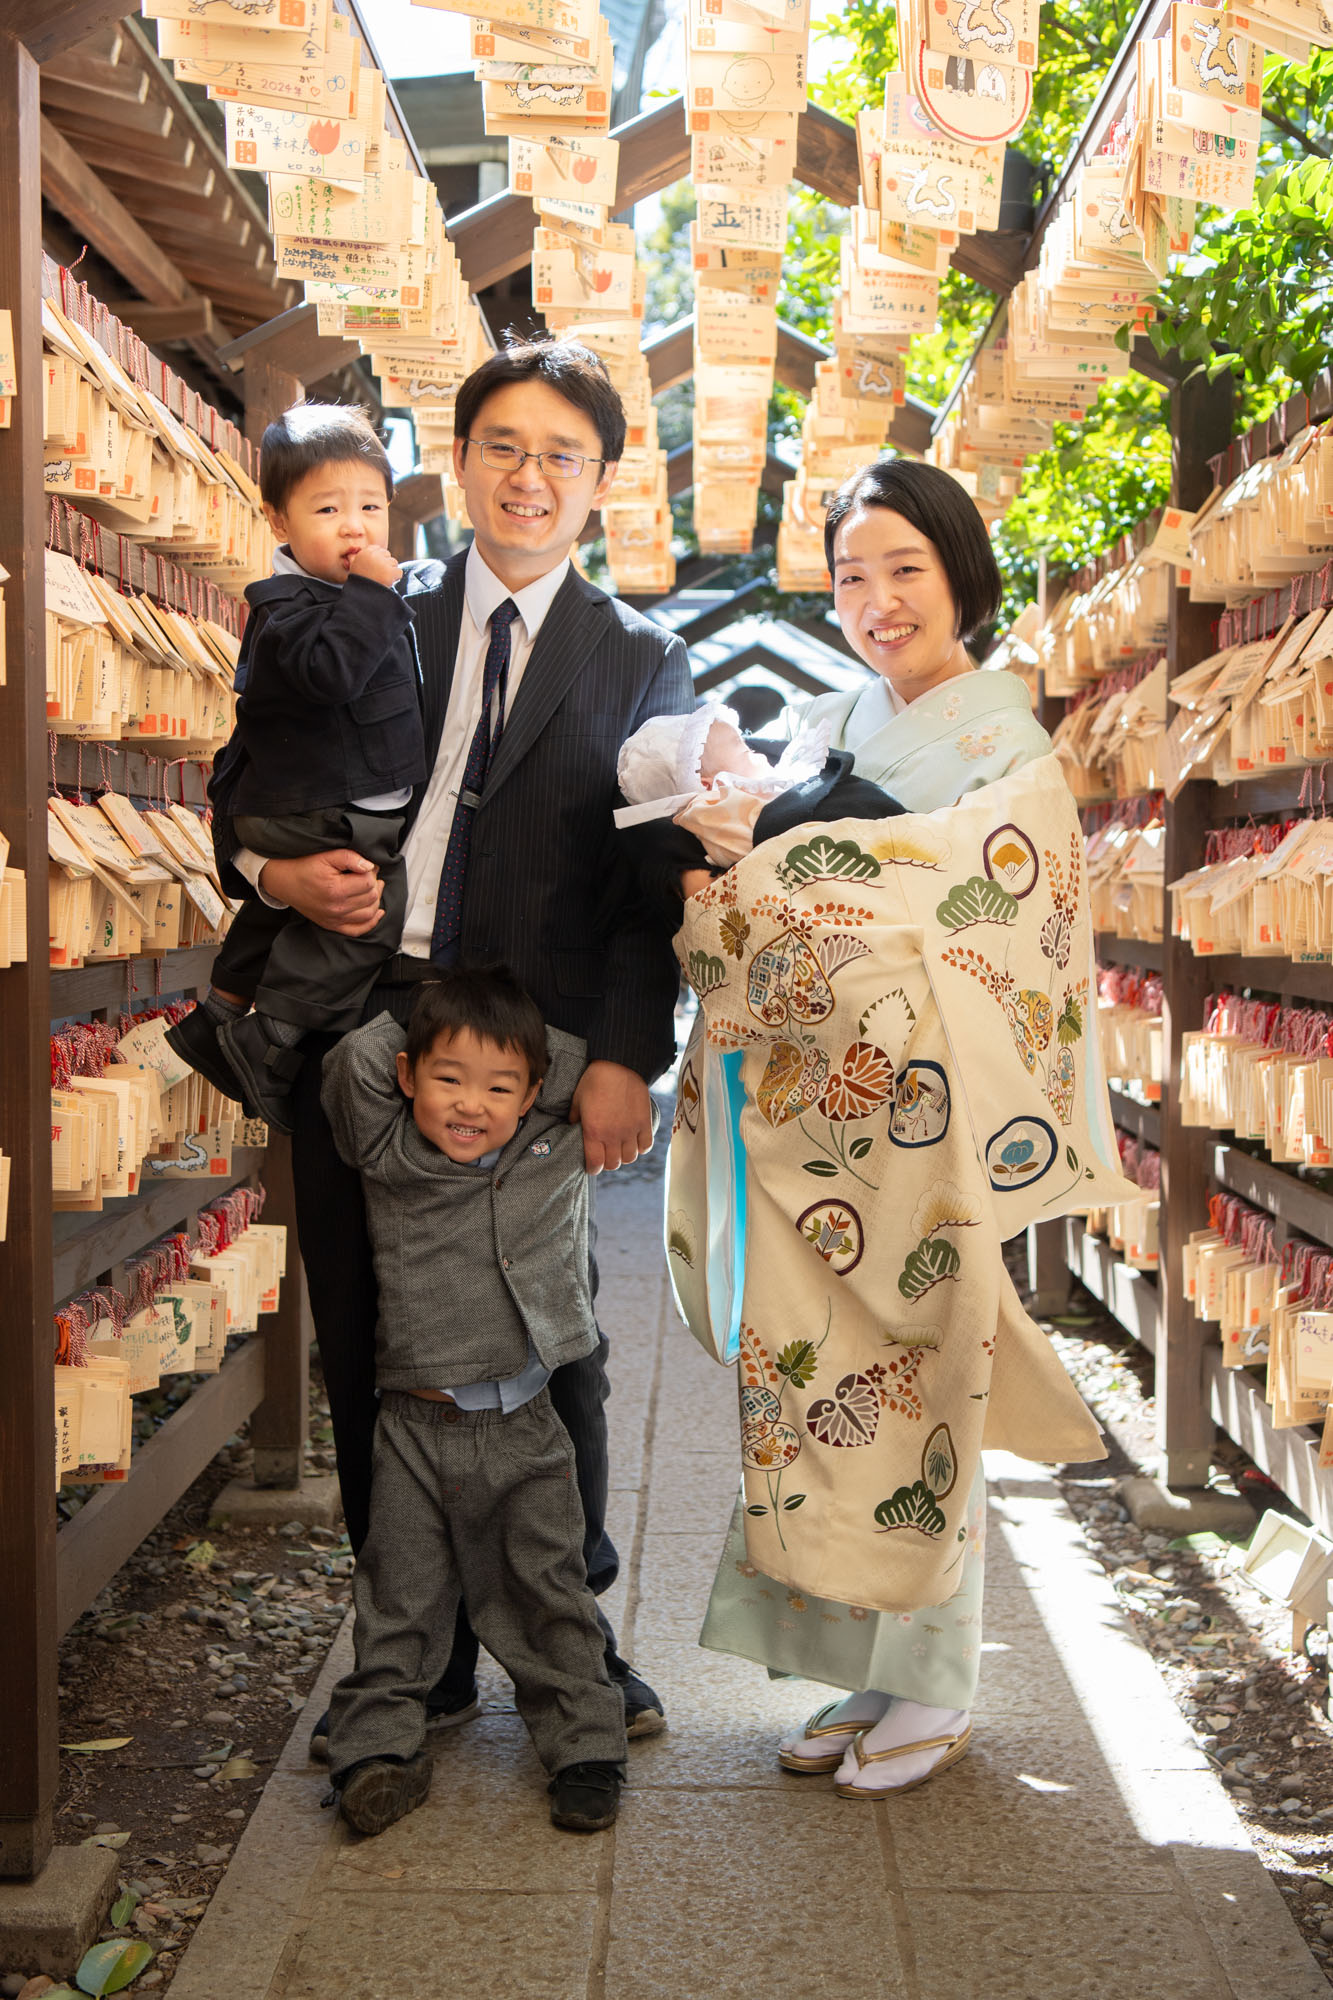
[53,1147,263,1308]
[1212,1143,1333,1251]
[1205,1348,1333,1542]
[1095,932,1164,973]
[56,1333,267,1636]
[1108,1084,1161,1149]
[1187,954,1333,1007]
[50,943,218,1019]
[1063,1216,1160,1354]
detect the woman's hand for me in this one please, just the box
[681,868,714,901]
[259,850,384,936]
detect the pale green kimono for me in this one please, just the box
[699,666,1053,1704]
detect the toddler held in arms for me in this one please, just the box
[615,701,906,869]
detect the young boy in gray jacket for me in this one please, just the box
[319,966,627,1837]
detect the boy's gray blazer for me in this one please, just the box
[320,1013,597,1392]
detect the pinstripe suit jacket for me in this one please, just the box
[214,549,695,1082]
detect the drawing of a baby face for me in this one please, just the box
[723,56,774,106]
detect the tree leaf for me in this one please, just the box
[81,1833,131,1850]
[214,1756,260,1782]
[110,1891,138,1928]
[75,1941,154,1997]
[62,1739,132,1753]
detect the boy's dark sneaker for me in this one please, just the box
[612,1664,667,1740]
[548,1761,623,1832]
[337,1752,432,1836]
[165,1006,251,1105]
[217,1012,303,1135]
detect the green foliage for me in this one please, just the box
[1148,52,1333,401]
[75,1941,154,1996]
[811,0,1140,170]
[990,375,1172,624]
[640,179,697,330]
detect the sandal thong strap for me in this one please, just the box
[800,1701,862,1742]
[853,1726,968,1770]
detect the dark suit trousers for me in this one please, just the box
[288,1015,624,1689]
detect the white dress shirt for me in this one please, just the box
[234,544,571,936]
[397,545,569,955]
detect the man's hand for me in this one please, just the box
[681,868,714,901]
[570,1060,654,1174]
[348,546,403,587]
[259,850,384,936]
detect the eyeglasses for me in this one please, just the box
[466,439,604,480]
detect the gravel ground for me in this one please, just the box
[0,1368,350,1997]
[7,1237,1332,1996]
[1021,1249,1333,1987]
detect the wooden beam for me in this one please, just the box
[41,47,148,105]
[11,0,132,66]
[39,86,176,144]
[644,318,693,396]
[794,102,860,209]
[40,113,197,312]
[1157,362,1234,1490]
[114,298,222,345]
[74,134,215,198]
[220,304,362,388]
[448,98,690,293]
[0,26,59,1880]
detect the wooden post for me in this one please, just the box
[243,358,303,450]
[249,1137,311,1489]
[0,27,58,1879]
[1157,365,1234,1488]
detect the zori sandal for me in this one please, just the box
[778,1700,871,1774]
[833,1723,972,1799]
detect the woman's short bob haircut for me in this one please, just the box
[823,458,1003,643]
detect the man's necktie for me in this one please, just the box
[430,598,519,962]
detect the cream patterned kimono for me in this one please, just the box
[675,740,1132,1699]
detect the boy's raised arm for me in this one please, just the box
[320,1013,410,1172]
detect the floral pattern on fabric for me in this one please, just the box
[669,756,1127,1613]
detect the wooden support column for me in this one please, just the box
[1158,364,1234,1488]
[244,359,303,450]
[0,28,58,1880]
[249,1137,310,1489]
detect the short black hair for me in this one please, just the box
[404,966,549,1086]
[823,458,1003,642]
[453,333,626,465]
[259,403,394,514]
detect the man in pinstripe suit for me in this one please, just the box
[213,340,696,1755]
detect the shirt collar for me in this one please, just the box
[464,542,569,646]
[273,544,341,588]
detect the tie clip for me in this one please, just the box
[459,788,482,810]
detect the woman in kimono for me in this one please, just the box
[690,458,1057,1799]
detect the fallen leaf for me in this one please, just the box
[81,1833,131,1850]
[109,1891,138,1928]
[74,1939,153,1995]
[61,1739,132,1754]
[380,1868,405,1879]
[214,1757,259,1782]
[182,1540,216,1570]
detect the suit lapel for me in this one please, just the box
[417,551,468,763]
[481,570,611,804]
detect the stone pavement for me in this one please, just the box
[169,1168,1328,2000]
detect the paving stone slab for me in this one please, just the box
[901,1889,1234,2000]
[269,1891,601,2000]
